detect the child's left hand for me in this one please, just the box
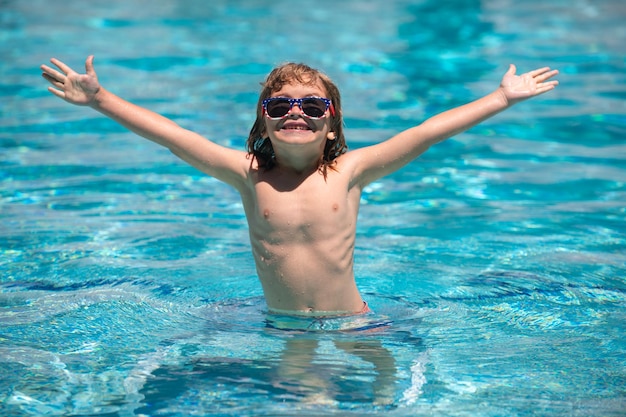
[499,64,559,105]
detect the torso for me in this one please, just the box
[239,156,365,315]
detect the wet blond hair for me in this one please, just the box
[246,63,346,177]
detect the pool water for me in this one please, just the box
[2,0,625,415]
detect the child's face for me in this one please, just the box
[263,80,333,154]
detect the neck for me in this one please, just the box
[276,157,320,176]
[273,147,322,176]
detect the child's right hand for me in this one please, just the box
[41,55,101,106]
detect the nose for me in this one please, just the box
[288,102,304,117]
[289,102,303,117]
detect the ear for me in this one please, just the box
[326,132,336,140]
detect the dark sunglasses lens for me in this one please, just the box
[266,99,291,118]
[302,98,327,118]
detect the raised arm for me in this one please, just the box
[351,64,559,186]
[41,56,249,188]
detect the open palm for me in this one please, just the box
[500,64,559,105]
[41,56,101,106]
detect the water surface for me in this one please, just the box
[1,0,625,416]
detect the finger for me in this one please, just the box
[41,73,63,88]
[542,80,559,88]
[528,67,552,78]
[85,55,95,76]
[544,69,559,79]
[41,65,66,82]
[47,86,66,99]
[535,81,558,94]
[50,57,73,75]
[535,69,559,83]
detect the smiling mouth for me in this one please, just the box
[282,125,311,130]
[281,121,311,131]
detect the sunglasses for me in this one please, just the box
[262,97,335,119]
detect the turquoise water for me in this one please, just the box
[2,0,625,415]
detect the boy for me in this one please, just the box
[41,56,558,318]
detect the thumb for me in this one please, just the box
[506,63,516,76]
[85,55,96,75]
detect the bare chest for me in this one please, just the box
[244,169,359,240]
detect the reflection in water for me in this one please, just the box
[135,328,424,413]
[275,336,397,406]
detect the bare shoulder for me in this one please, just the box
[337,145,385,189]
[336,147,371,171]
